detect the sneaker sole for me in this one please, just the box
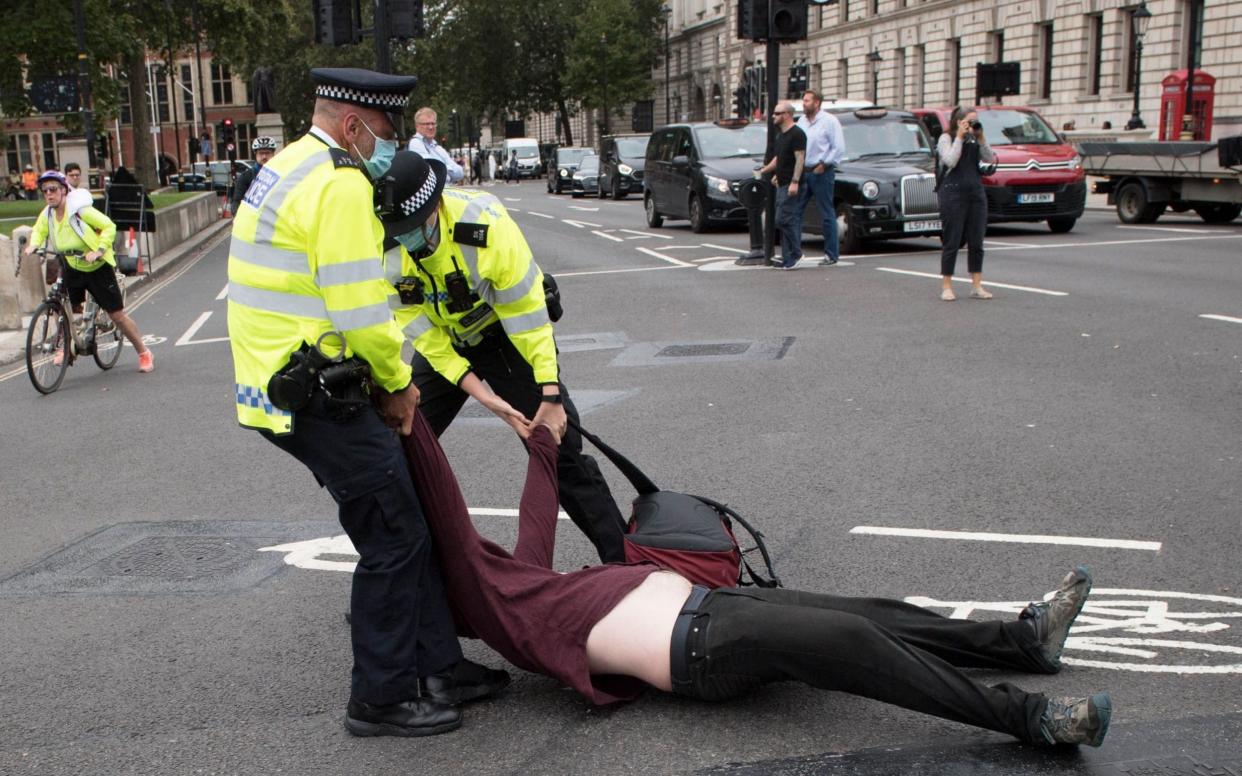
[344,714,462,738]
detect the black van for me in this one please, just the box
[642,120,766,232]
[598,133,650,200]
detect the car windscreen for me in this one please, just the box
[977,110,1059,145]
[578,155,599,173]
[557,149,588,165]
[514,146,539,158]
[840,120,931,161]
[615,137,648,157]
[692,124,767,158]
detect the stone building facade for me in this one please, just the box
[656,0,1240,140]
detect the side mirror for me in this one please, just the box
[671,154,690,167]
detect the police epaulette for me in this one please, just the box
[453,222,489,247]
[329,147,361,170]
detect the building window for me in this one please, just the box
[949,38,961,105]
[211,62,233,105]
[7,134,34,173]
[871,0,880,16]
[1087,14,1103,95]
[119,79,132,125]
[41,132,59,170]
[838,58,849,99]
[1181,0,1204,71]
[155,75,171,123]
[991,30,1005,63]
[813,62,822,93]
[180,64,195,122]
[894,48,906,108]
[912,45,925,107]
[235,122,257,159]
[1040,23,1054,99]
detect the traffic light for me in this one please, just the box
[732,88,747,118]
[770,0,808,42]
[96,132,109,160]
[388,0,426,39]
[787,62,809,97]
[737,0,767,41]
[221,118,235,145]
[314,0,358,46]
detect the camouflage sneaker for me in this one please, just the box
[1039,692,1112,747]
[1020,565,1093,673]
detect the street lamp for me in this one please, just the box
[867,49,883,104]
[599,33,609,144]
[661,6,672,124]
[1126,1,1153,130]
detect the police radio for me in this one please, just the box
[443,257,479,314]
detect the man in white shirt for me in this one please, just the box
[795,90,847,265]
[408,107,465,184]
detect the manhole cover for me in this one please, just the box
[656,343,749,358]
[87,536,251,580]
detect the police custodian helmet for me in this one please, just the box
[374,151,447,237]
[310,67,418,128]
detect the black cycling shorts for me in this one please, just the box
[64,263,124,313]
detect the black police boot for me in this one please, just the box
[344,697,462,738]
[419,659,511,705]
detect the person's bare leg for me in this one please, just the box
[108,310,149,355]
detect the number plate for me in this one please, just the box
[1017,192,1055,204]
[904,219,942,232]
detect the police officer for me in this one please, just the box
[229,136,278,216]
[374,150,628,563]
[227,68,507,738]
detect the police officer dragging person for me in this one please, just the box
[373,150,629,563]
[227,68,508,738]
[229,136,278,217]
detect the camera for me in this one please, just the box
[969,120,983,130]
[444,269,479,314]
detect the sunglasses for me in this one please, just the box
[41,187,62,194]
[772,110,788,116]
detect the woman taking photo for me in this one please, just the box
[937,108,996,301]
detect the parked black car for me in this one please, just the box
[598,133,649,200]
[801,108,942,253]
[571,154,600,198]
[642,119,766,232]
[546,147,592,194]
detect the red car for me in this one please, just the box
[913,106,1086,233]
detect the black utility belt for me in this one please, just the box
[452,321,507,353]
[267,345,372,413]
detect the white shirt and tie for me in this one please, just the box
[409,134,465,183]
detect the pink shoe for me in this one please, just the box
[54,348,65,366]
[138,350,154,373]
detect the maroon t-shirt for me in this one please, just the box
[402,417,657,705]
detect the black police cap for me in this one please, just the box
[311,67,418,124]
[374,151,447,238]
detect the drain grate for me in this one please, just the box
[656,343,749,358]
[612,337,794,367]
[87,537,252,580]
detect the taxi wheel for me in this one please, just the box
[689,194,709,233]
[836,208,861,255]
[645,193,664,228]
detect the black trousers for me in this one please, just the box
[412,332,628,563]
[677,587,1049,744]
[263,394,462,705]
[939,183,988,276]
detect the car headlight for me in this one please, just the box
[704,174,730,195]
[1068,155,1083,170]
[618,163,634,175]
[861,180,880,200]
[559,168,569,177]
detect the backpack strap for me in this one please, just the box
[566,416,659,495]
[688,493,782,588]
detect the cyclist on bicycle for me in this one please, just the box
[24,170,154,373]
[229,136,277,217]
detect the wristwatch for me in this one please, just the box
[540,393,563,404]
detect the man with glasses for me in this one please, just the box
[408,107,464,184]
[756,102,807,270]
[63,163,84,190]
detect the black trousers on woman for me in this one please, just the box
[939,182,988,277]
[676,587,1050,744]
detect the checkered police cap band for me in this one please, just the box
[401,167,441,216]
[314,85,409,109]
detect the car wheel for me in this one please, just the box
[547,177,553,194]
[612,177,626,200]
[645,193,664,228]
[598,178,609,199]
[836,207,861,255]
[1193,203,1242,223]
[1117,181,1164,224]
[1047,216,1077,233]
[689,194,709,233]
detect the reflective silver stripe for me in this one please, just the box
[317,258,383,287]
[230,237,310,274]
[492,262,539,305]
[253,150,333,244]
[500,307,549,335]
[329,300,392,331]
[383,246,403,285]
[454,194,502,285]
[403,315,435,340]
[229,282,329,319]
[388,293,405,311]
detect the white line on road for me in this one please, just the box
[502,197,521,202]
[693,256,737,262]
[1200,313,1242,325]
[636,246,696,267]
[556,265,688,278]
[850,525,1162,551]
[175,311,229,346]
[568,205,600,211]
[591,230,624,242]
[1116,225,1208,234]
[700,243,750,254]
[657,245,714,250]
[563,218,603,229]
[470,507,569,520]
[619,228,673,239]
[876,267,1069,296]
[984,240,1030,248]
[216,284,228,300]
[525,211,555,219]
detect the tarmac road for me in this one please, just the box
[0,180,1239,775]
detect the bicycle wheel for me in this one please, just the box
[92,307,123,369]
[26,302,69,394]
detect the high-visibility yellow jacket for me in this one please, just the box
[386,188,556,386]
[29,204,117,272]
[227,129,411,435]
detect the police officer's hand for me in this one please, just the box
[481,394,531,439]
[377,383,421,436]
[532,401,567,442]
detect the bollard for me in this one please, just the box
[734,177,771,266]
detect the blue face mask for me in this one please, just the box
[353,118,398,179]
[396,217,440,255]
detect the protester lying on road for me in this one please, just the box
[398,416,1112,748]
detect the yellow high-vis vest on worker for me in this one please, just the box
[386,188,556,386]
[227,130,412,434]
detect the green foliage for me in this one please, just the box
[565,0,663,115]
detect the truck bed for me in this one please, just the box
[1079,141,1241,179]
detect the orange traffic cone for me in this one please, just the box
[127,227,143,274]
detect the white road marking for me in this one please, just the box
[984,239,1030,247]
[563,219,603,229]
[216,284,229,300]
[850,525,1160,551]
[656,245,714,250]
[876,267,1069,296]
[507,207,521,212]
[619,228,673,240]
[636,246,696,267]
[591,230,625,242]
[175,311,229,346]
[568,205,600,211]
[700,243,750,254]
[556,265,688,278]
[1116,225,1207,234]
[693,256,737,262]
[1200,313,1242,325]
[502,197,521,202]
[699,260,772,271]
[526,211,555,219]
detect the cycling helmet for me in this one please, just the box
[252,136,277,152]
[37,170,69,189]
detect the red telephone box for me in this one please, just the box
[1159,69,1215,141]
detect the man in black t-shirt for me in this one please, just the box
[757,102,807,269]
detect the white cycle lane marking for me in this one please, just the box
[850,525,1160,551]
[906,589,1242,674]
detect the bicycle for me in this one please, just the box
[17,248,125,394]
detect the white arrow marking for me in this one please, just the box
[619,228,672,240]
[563,219,603,229]
[636,246,695,267]
[591,230,625,242]
[175,311,230,346]
[526,211,555,219]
